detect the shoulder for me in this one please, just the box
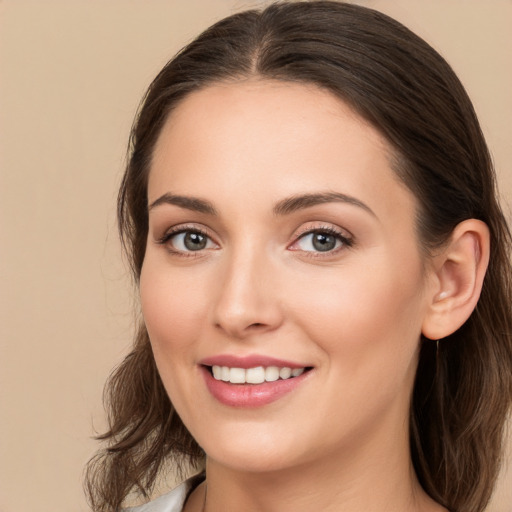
[124,479,192,512]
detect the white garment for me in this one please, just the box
[124,480,191,512]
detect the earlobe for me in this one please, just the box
[422,219,490,340]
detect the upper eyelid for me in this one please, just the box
[156,226,218,256]
[293,223,353,241]
[155,222,353,248]
[154,226,218,253]
[288,224,354,254]
[158,223,214,239]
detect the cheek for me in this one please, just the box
[286,256,426,373]
[294,267,425,434]
[139,257,210,356]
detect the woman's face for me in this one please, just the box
[141,80,435,473]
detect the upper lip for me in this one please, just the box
[199,354,310,369]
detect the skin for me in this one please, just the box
[140,80,451,512]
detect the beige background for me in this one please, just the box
[0,1,511,511]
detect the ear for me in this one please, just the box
[422,219,490,340]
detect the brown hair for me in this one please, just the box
[85,2,512,511]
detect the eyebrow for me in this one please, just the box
[273,192,376,217]
[148,193,218,215]
[148,191,375,217]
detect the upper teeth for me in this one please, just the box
[211,365,305,384]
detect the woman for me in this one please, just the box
[85,2,512,512]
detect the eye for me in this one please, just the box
[290,227,352,254]
[158,228,217,253]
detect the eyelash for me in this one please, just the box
[157,224,215,258]
[292,225,353,257]
[156,224,353,258]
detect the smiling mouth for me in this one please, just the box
[205,365,312,385]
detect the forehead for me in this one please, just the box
[149,79,415,223]
[153,79,389,166]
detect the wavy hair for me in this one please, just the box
[85,2,512,511]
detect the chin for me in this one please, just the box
[195,421,320,475]
[206,446,299,474]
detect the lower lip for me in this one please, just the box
[201,366,311,407]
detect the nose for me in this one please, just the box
[211,248,283,340]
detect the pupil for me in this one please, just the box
[313,233,336,252]
[184,232,207,251]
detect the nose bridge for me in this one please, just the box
[212,240,281,338]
